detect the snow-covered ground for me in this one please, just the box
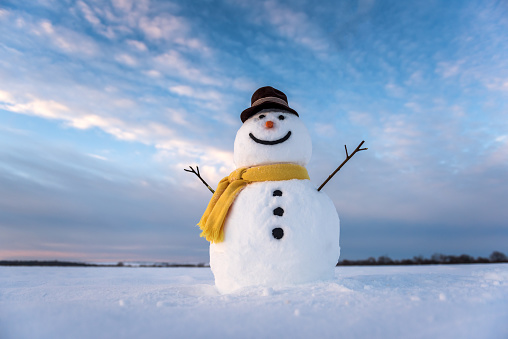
[1,264,507,339]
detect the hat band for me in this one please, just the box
[252,96,289,108]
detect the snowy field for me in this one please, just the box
[1,264,507,339]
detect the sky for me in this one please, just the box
[0,0,507,263]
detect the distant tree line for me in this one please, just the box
[0,260,100,267]
[0,260,208,267]
[337,251,508,266]
[1,251,507,267]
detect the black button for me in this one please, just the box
[272,227,284,240]
[273,190,282,196]
[273,207,284,216]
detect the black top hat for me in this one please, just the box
[240,86,299,122]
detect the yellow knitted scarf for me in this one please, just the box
[198,163,310,243]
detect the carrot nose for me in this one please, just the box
[265,121,274,128]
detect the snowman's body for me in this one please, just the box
[209,110,340,293]
[211,179,339,292]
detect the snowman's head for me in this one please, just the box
[234,110,312,168]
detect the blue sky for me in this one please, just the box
[1,0,507,262]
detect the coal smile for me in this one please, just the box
[249,131,292,145]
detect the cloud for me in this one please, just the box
[115,53,138,66]
[348,111,375,127]
[385,82,405,97]
[155,140,234,186]
[111,0,135,12]
[32,19,99,56]
[154,51,218,85]
[405,70,425,86]
[262,0,330,53]
[0,1,236,175]
[139,15,187,40]
[143,69,162,78]
[474,135,508,171]
[0,87,234,182]
[126,39,148,51]
[0,8,10,19]
[378,115,423,161]
[166,108,190,126]
[169,85,224,103]
[74,0,209,52]
[227,0,330,55]
[403,102,423,113]
[435,60,465,79]
[76,0,118,39]
[313,122,337,138]
[486,78,508,92]
[77,1,101,26]
[0,130,209,262]
[1,95,70,120]
[87,153,109,161]
[0,90,14,103]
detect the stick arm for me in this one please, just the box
[317,140,367,192]
[184,166,215,194]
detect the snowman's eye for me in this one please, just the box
[278,115,285,120]
[258,114,266,119]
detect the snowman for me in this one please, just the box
[195,87,361,293]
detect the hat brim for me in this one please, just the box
[240,101,299,123]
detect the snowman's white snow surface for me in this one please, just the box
[210,111,340,293]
